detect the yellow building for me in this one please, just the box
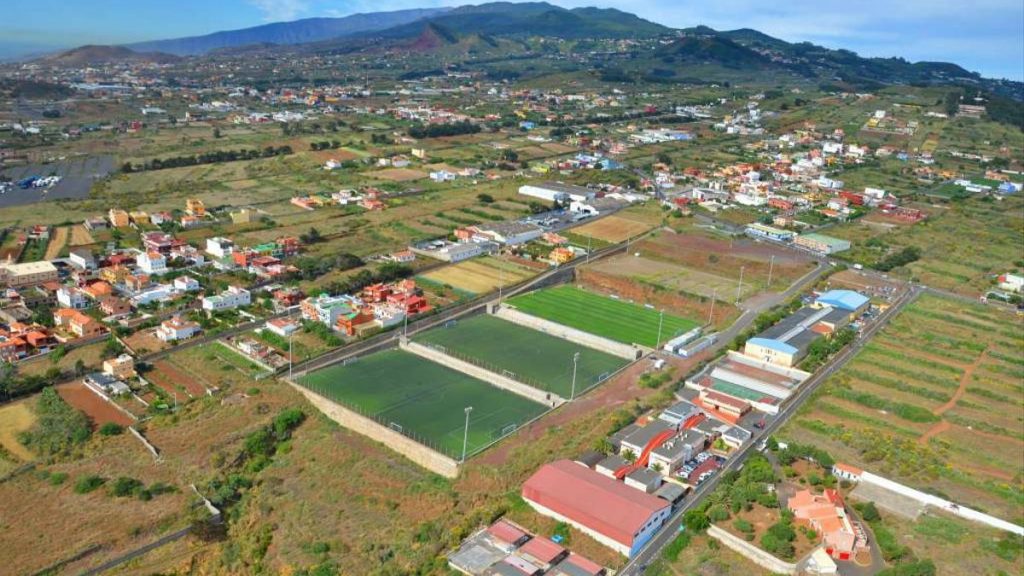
[0,261,59,288]
[108,209,130,228]
[102,354,136,379]
[186,198,206,217]
[230,208,257,224]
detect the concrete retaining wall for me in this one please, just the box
[493,306,640,360]
[401,340,562,407]
[858,471,1024,536]
[708,525,797,575]
[289,381,460,478]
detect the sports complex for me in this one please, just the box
[293,283,701,475]
[506,285,699,348]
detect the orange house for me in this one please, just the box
[336,309,376,336]
[788,489,865,560]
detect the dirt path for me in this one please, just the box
[918,349,986,444]
[43,226,68,260]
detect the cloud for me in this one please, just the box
[248,0,309,22]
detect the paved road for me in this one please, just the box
[620,285,922,575]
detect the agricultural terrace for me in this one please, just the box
[296,349,548,458]
[822,195,1024,297]
[507,285,699,348]
[419,256,539,296]
[415,314,629,398]
[782,293,1024,521]
[632,228,817,296]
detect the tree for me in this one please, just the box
[73,359,87,377]
[212,127,221,139]
[476,193,494,204]
[683,509,710,532]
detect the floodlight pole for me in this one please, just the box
[461,406,473,463]
[586,235,592,263]
[708,288,717,326]
[768,255,775,288]
[656,309,665,348]
[736,265,745,304]
[498,264,504,305]
[570,352,580,400]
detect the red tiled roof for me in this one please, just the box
[519,536,564,564]
[565,553,604,575]
[487,520,527,546]
[522,460,669,548]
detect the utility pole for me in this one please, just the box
[498,264,504,305]
[736,265,745,304]
[461,406,474,463]
[767,255,775,288]
[570,352,580,400]
[288,333,293,379]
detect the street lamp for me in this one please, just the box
[570,352,580,400]
[461,406,474,463]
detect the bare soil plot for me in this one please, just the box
[373,168,428,182]
[56,381,135,427]
[570,215,654,243]
[0,400,36,461]
[123,329,173,355]
[587,253,750,300]
[151,359,207,398]
[44,225,68,259]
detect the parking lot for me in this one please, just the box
[0,155,113,208]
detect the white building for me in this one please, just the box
[136,251,168,276]
[205,237,235,259]
[201,286,251,311]
[57,286,89,310]
[173,275,200,292]
[156,317,201,342]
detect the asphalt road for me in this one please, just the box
[620,284,922,575]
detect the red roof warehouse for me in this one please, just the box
[521,460,671,557]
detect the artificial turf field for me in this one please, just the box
[297,349,547,458]
[415,315,629,398]
[507,285,700,348]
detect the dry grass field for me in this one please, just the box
[0,400,37,461]
[570,215,655,243]
[783,293,1024,522]
[372,168,428,182]
[44,225,69,259]
[419,256,537,295]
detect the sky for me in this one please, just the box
[2,0,1022,80]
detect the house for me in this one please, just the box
[301,294,360,327]
[201,286,251,311]
[517,536,567,570]
[84,217,108,231]
[998,273,1024,293]
[266,317,300,337]
[595,455,630,478]
[53,309,104,338]
[336,308,376,336]
[150,211,172,225]
[108,208,130,228]
[620,420,674,460]
[658,400,700,429]
[0,261,59,288]
[549,247,574,264]
[85,372,130,396]
[487,519,530,551]
[206,237,235,259]
[390,250,416,263]
[185,198,206,216]
[522,460,672,557]
[156,316,201,342]
[831,463,864,483]
[360,198,385,211]
[57,286,89,310]
[98,296,131,317]
[69,248,97,270]
[81,281,113,301]
[173,275,200,292]
[136,251,168,276]
[102,354,136,379]
[624,467,663,494]
[788,489,865,560]
[649,430,705,474]
[141,231,179,254]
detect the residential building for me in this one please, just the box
[658,400,700,428]
[156,316,201,342]
[301,294,359,327]
[788,489,866,560]
[206,237,235,259]
[53,309,104,338]
[69,248,97,270]
[998,273,1024,293]
[136,251,168,276]
[201,286,251,311]
[102,354,136,379]
[185,198,206,216]
[522,460,672,557]
[57,286,89,310]
[98,296,131,317]
[266,317,300,337]
[625,468,663,493]
[173,275,200,292]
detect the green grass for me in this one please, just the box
[297,349,547,458]
[507,285,699,347]
[415,315,629,398]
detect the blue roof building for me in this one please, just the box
[815,290,869,313]
[746,337,799,356]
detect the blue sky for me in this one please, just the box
[2,0,1022,79]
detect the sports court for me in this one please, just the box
[415,314,629,398]
[507,285,699,348]
[297,349,547,458]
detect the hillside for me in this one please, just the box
[125,8,448,55]
[40,45,180,66]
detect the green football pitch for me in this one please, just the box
[415,315,629,398]
[297,349,548,459]
[507,285,699,348]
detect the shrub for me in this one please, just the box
[734,519,754,533]
[110,476,145,498]
[74,475,106,494]
[19,387,92,456]
[99,422,124,436]
[49,471,69,485]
